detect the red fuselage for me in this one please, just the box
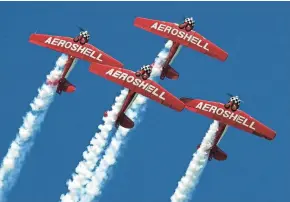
[62,56,76,79]
[208,122,228,161]
[115,90,137,127]
[161,42,180,79]
[56,55,77,94]
[213,122,228,147]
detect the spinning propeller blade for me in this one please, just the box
[226,93,234,97]
[77,25,86,32]
[226,93,244,103]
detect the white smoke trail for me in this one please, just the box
[0,54,67,200]
[60,41,175,202]
[79,42,176,202]
[170,121,219,202]
[59,89,128,202]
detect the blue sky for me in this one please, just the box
[0,2,289,202]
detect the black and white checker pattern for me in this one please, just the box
[80,31,90,40]
[185,17,195,26]
[230,96,241,105]
[141,65,152,74]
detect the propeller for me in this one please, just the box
[183,16,186,22]
[77,25,86,32]
[226,93,234,97]
[179,16,188,23]
[226,93,244,103]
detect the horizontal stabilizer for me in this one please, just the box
[165,65,179,80]
[56,79,76,94]
[197,144,227,161]
[212,146,227,161]
[119,114,134,129]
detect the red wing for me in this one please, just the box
[181,98,276,140]
[29,34,123,68]
[89,63,185,112]
[134,17,228,61]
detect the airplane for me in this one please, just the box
[90,61,276,149]
[180,94,276,161]
[29,27,123,95]
[134,17,229,80]
[89,63,185,129]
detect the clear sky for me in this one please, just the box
[0,2,289,202]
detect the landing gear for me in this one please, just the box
[80,37,87,45]
[73,36,88,45]
[73,36,80,42]
[179,23,187,29]
[224,102,231,109]
[135,65,152,80]
[179,17,195,32]
[178,23,193,32]
[224,101,239,112]
[185,25,193,32]
[135,71,149,80]
[231,104,239,112]
[135,71,142,77]
[142,73,149,80]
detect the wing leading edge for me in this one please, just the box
[180,98,276,140]
[89,63,185,112]
[134,17,228,61]
[29,33,123,68]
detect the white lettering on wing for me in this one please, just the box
[44,36,103,62]
[105,68,166,101]
[195,102,256,130]
[150,22,210,51]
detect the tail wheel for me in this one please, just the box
[231,104,238,112]
[73,36,80,42]
[160,73,165,80]
[80,37,87,45]
[208,153,213,161]
[185,25,193,32]
[224,103,231,109]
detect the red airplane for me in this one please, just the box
[90,62,276,153]
[89,63,185,129]
[180,94,276,161]
[134,17,228,80]
[29,28,123,94]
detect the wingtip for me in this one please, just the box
[222,52,229,61]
